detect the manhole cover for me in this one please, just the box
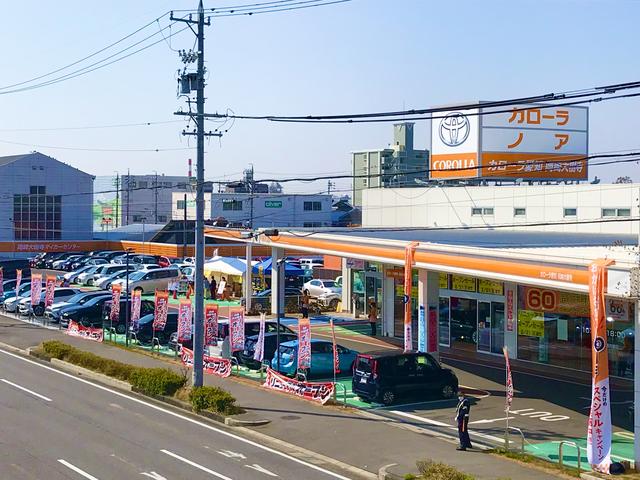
[280,415,301,420]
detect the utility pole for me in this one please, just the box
[248,165,255,230]
[172,2,215,387]
[114,173,120,228]
[183,193,188,259]
[154,171,159,223]
[126,169,131,226]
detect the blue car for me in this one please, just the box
[271,339,358,377]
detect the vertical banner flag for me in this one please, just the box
[229,307,245,352]
[330,318,340,375]
[177,299,193,343]
[403,241,419,352]
[503,346,513,411]
[30,273,43,306]
[130,289,142,333]
[15,269,22,298]
[418,305,426,352]
[110,284,122,321]
[204,303,219,347]
[254,313,266,363]
[153,290,170,331]
[586,259,614,473]
[44,275,56,308]
[298,317,312,370]
[0,267,4,296]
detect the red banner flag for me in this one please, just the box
[153,290,170,331]
[263,368,334,404]
[130,289,142,332]
[30,273,43,307]
[15,269,22,297]
[253,313,266,363]
[298,317,312,370]
[67,320,104,342]
[403,242,419,352]
[330,318,340,375]
[204,303,219,347]
[229,307,245,352]
[0,267,4,296]
[110,284,122,321]
[44,275,56,308]
[503,346,513,411]
[587,259,614,473]
[177,299,193,343]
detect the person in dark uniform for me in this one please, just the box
[455,393,472,451]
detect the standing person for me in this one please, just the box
[210,274,217,300]
[301,289,310,319]
[455,393,473,451]
[368,297,378,336]
[203,275,210,300]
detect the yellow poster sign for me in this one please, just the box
[478,279,504,295]
[518,310,545,337]
[439,273,448,289]
[451,275,476,292]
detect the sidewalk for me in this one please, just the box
[0,315,560,479]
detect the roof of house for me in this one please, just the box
[0,152,94,178]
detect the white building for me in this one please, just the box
[171,192,212,221]
[121,174,193,225]
[362,183,639,234]
[0,152,93,241]
[206,193,333,228]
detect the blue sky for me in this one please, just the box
[0,0,638,195]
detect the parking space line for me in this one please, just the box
[161,449,233,479]
[1,378,52,402]
[57,459,100,480]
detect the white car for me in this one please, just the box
[303,278,341,297]
[75,265,103,285]
[18,287,81,316]
[82,264,127,286]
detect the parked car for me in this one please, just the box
[45,291,112,323]
[58,255,86,271]
[243,287,302,314]
[271,339,357,378]
[60,295,115,328]
[94,269,135,290]
[102,298,155,334]
[75,265,104,285]
[82,264,127,286]
[239,332,298,369]
[352,351,458,405]
[1,281,33,305]
[18,287,81,316]
[44,252,77,269]
[63,265,93,284]
[0,278,30,303]
[111,267,180,294]
[303,278,341,297]
[4,283,44,312]
[134,312,179,346]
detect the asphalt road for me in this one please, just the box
[0,348,351,480]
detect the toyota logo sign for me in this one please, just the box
[439,112,470,147]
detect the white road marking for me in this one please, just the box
[0,348,352,480]
[57,459,100,480]
[313,332,397,349]
[468,416,514,425]
[161,449,233,480]
[217,450,247,460]
[140,472,168,479]
[246,464,278,476]
[1,378,52,402]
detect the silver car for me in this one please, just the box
[83,264,127,286]
[111,267,181,294]
[18,287,81,316]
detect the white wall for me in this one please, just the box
[362,184,639,234]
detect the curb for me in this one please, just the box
[224,416,271,427]
[0,340,30,356]
[378,463,402,480]
[49,358,132,391]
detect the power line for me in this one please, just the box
[0,139,196,153]
[176,0,352,16]
[0,120,184,132]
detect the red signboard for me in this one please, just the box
[44,276,56,307]
[177,299,193,343]
[66,320,104,342]
[204,304,219,347]
[298,317,312,370]
[263,368,334,404]
[181,348,231,378]
[506,287,515,332]
[229,307,245,353]
[427,308,438,353]
[110,284,122,321]
[153,290,169,331]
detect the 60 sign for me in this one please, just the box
[525,288,558,311]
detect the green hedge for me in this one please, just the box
[189,386,241,415]
[417,460,475,480]
[40,341,186,396]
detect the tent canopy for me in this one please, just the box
[204,257,250,277]
[253,258,304,276]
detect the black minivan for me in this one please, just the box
[352,351,458,405]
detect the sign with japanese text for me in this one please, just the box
[298,317,312,370]
[505,285,515,332]
[385,267,404,280]
[586,260,613,473]
[427,308,438,353]
[451,275,476,292]
[44,275,56,308]
[522,286,589,316]
[15,269,22,298]
[404,242,419,352]
[130,289,142,333]
[439,273,448,289]
[0,268,3,296]
[478,279,504,295]
[263,368,334,405]
[67,320,104,342]
[30,273,43,307]
[330,319,340,375]
[110,284,122,322]
[204,304,219,347]
[181,348,231,378]
[503,346,514,411]
[605,299,630,322]
[177,299,193,343]
[430,104,588,180]
[229,307,245,352]
[418,305,426,353]
[253,313,266,363]
[153,290,169,331]
[517,310,544,337]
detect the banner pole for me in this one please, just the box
[504,346,510,451]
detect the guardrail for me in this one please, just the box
[558,440,581,473]
[506,426,525,453]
